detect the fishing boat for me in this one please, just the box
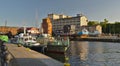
[11,33,41,48]
[30,34,70,62]
[44,36,70,62]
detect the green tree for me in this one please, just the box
[100,19,108,33]
[115,22,120,34]
[88,21,99,26]
[104,19,108,28]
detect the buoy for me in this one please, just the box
[64,57,70,66]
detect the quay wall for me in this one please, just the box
[71,36,120,43]
[5,43,64,66]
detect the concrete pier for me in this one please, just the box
[4,43,64,66]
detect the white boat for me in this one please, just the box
[12,33,40,48]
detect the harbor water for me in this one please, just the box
[69,41,120,66]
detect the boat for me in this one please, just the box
[30,34,70,62]
[11,33,41,48]
[78,28,89,37]
[36,34,55,44]
[44,36,70,62]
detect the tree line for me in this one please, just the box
[88,19,120,34]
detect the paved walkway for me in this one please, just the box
[5,43,64,66]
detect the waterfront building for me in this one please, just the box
[42,17,52,35]
[48,13,71,20]
[47,13,88,35]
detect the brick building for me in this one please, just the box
[42,18,52,35]
[0,26,18,35]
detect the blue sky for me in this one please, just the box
[0,0,120,27]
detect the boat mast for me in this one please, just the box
[35,9,39,28]
[23,20,26,35]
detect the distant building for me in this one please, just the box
[18,27,40,34]
[41,17,52,35]
[0,26,18,35]
[27,27,39,34]
[47,13,88,35]
[48,13,71,20]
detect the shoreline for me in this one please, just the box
[70,36,120,43]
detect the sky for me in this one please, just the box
[0,0,120,27]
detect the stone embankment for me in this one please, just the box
[71,36,120,43]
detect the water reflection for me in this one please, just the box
[69,41,89,66]
[69,41,120,66]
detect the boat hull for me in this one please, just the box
[45,45,68,62]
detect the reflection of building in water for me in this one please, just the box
[70,42,120,66]
[78,42,89,61]
[70,41,104,66]
[69,41,89,66]
[88,42,104,65]
[70,41,89,60]
[89,42,103,54]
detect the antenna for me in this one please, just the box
[5,19,7,27]
[35,9,39,28]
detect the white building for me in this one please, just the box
[47,13,88,34]
[48,13,71,20]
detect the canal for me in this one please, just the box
[69,41,120,66]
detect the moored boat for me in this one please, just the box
[44,36,70,62]
[11,33,41,48]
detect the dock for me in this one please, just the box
[2,43,64,66]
